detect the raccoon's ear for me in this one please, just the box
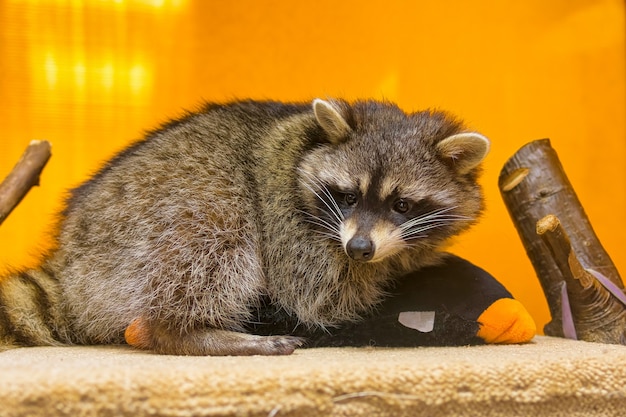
[313,99,352,144]
[436,132,490,174]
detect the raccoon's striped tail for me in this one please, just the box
[0,267,69,350]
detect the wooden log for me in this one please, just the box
[0,140,52,226]
[498,139,624,338]
[536,214,626,344]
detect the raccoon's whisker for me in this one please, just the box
[403,213,461,225]
[400,206,472,232]
[400,213,474,241]
[401,216,472,234]
[306,218,340,233]
[306,219,342,239]
[401,221,447,235]
[310,232,343,245]
[298,172,344,224]
[297,209,340,231]
[297,209,342,240]
[325,189,344,221]
[403,239,440,251]
[418,205,456,218]
[301,171,343,220]
[400,221,459,240]
[399,212,449,231]
[401,224,445,239]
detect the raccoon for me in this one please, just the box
[0,98,489,356]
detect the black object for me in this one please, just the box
[246,254,512,347]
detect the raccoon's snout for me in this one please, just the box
[346,236,375,262]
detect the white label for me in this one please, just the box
[398,311,436,333]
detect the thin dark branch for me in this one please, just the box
[0,140,52,226]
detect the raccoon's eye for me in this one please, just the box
[393,199,410,213]
[344,192,358,206]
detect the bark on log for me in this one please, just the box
[498,139,624,339]
[0,140,52,226]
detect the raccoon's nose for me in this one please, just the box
[346,236,374,261]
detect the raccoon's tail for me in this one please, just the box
[0,267,69,351]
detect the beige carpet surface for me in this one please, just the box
[1,336,625,417]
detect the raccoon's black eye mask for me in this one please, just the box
[322,189,453,238]
[386,198,449,229]
[393,199,409,213]
[399,197,443,219]
[325,186,446,219]
[327,188,358,210]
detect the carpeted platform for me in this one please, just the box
[1,336,625,417]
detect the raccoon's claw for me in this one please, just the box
[266,335,306,355]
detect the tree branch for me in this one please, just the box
[0,140,52,226]
[499,139,624,340]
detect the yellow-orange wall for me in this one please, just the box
[1,0,625,334]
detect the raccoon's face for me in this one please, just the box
[298,99,490,263]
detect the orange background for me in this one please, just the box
[1,0,625,334]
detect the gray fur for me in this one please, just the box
[0,98,489,355]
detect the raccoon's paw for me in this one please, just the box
[125,317,305,356]
[180,331,305,356]
[198,332,305,356]
[226,333,306,356]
